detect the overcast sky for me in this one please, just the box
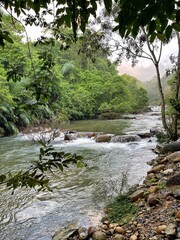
[117,38,177,82]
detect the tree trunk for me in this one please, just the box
[173,32,180,139]
[155,63,173,138]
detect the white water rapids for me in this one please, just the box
[0,108,162,240]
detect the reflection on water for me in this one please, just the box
[0,110,161,240]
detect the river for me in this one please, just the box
[0,108,162,240]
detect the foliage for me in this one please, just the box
[105,194,138,223]
[0,132,84,193]
[115,0,180,41]
[156,131,169,144]
[0,13,148,136]
[0,0,179,47]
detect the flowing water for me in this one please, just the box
[0,108,162,240]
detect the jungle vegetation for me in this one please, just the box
[0,14,148,136]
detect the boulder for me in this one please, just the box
[166,151,180,163]
[92,230,106,240]
[95,134,113,143]
[110,135,141,143]
[147,164,165,174]
[114,226,126,235]
[137,132,153,138]
[53,224,78,240]
[129,189,144,201]
[64,133,76,141]
[113,234,126,240]
[76,132,101,138]
[166,173,180,186]
[78,227,89,240]
[150,128,161,135]
[160,142,180,154]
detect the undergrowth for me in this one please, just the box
[105,194,138,224]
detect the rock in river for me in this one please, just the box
[110,135,141,143]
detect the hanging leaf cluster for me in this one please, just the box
[0,133,84,193]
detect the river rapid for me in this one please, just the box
[0,108,162,240]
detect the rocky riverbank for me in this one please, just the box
[53,148,180,240]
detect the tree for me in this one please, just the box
[0,0,179,46]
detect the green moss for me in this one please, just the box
[105,195,138,223]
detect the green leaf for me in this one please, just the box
[172,22,180,31]
[150,32,156,43]
[58,163,64,172]
[104,0,112,14]
[113,25,119,32]
[40,147,44,155]
[80,20,86,33]
[64,14,71,28]
[56,8,65,15]
[149,20,156,34]
[2,32,13,44]
[165,25,172,40]
[77,161,84,168]
[176,9,180,23]
[0,174,6,183]
[157,32,165,41]
[57,15,65,27]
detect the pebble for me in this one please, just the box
[63,148,180,240]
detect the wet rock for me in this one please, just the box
[109,223,119,229]
[76,132,100,138]
[78,227,88,240]
[110,135,141,143]
[150,128,161,135]
[176,210,180,219]
[160,142,180,154]
[129,189,144,202]
[101,224,108,230]
[147,194,159,206]
[163,168,174,175]
[166,173,180,186]
[114,226,125,235]
[88,226,98,236]
[92,230,106,240]
[53,224,78,240]
[156,225,167,234]
[164,223,177,236]
[64,133,76,141]
[173,190,180,199]
[166,151,180,163]
[113,234,125,240]
[137,132,153,138]
[129,231,138,240]
[95,134,113,143]
[148,164,165,174]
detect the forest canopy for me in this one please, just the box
[0,14,148,136]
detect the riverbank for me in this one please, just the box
[54,148,180,240]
